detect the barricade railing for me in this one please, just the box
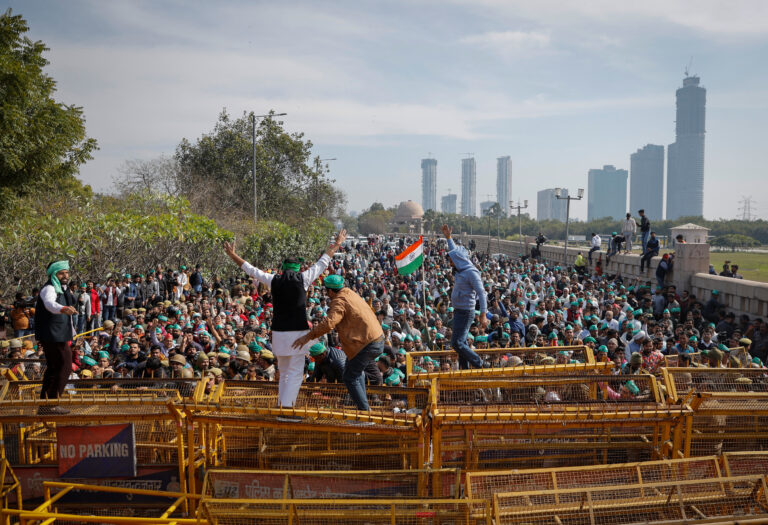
[181,381,432,498]
[721,451,768,478]
[0,359,46,381]
[0,481,201,524]
[0,459,21,523]
[0,390,189,499]
[198,497,492,524]
[0,378,202,402]
[405,345,594,377]
[201,468,462,500]
[493,475,768,525]
[663,367,768,456]
[663,346,749,368]
[430,373,662,408]
[428,375,692,473]
[407,361,613,387]
[466,456,723,501]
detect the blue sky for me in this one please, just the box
[10,0,768,220]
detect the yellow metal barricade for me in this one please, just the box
[664,367,768,456]
[466,456,724,501]
[0,481,201,525]
[198,497,491,525]
[201,468,462,500]
[430,374,691,471]
[182,381,431,499]
[405,345,595,377]
[493,475,768,525]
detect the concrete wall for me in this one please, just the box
[690,273,768,319]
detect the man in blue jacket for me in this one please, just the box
[442,224,489,369]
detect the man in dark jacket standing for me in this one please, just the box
[35,260,77,413]
[638,209,651,254]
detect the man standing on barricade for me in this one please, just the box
[292,274,384,414]
[34,260,77,413]
[223,230,346,413]
[441,224,488,369]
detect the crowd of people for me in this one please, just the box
[2,223,767,409]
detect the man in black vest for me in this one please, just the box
[223,229,347,410]
[35,260,77,413]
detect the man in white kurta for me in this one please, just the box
[223,230,346,407]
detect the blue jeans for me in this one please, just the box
[641,231,650,253]
[451,308,484,369]
[343,338,384,410]
[103,305,116,322]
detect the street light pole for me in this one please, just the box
[509,199,529,243]
[252,111,287,221]
[554,188,584,264]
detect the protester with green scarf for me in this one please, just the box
[223,229,347,415]
[34,260,77,413]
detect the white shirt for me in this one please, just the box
[241,254,331,291]
[591,235,602,248]
[41,284,68,314]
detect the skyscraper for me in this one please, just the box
[421,158,437,212]
[461,157,476,217]
[667,75,706,219]
[630,145,664,220]
[587,165,628,221]
[441,193,457,214]
[496,156,512,216]
[537,188,568,222]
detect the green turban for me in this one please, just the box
[309,343,326,356]
[46,260,70,294]
[323,274,344,290]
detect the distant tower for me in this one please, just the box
[441,193,457,214]
[496,156,512,216]
[630,145,665,220]
[461,156,476,217]
[420,158,437,212]
[587,165,628,221]
[666,74,706,219]
[537,188,568,222]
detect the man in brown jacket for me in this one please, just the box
[292,274,384,411]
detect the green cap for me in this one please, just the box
[309,343,326,356]
[597,345,608,353]
[624,380,640,395]
[97,351,110,359]
[323,274,345,290]
[583,336,597,344]
[82,356,97,366]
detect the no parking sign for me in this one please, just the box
[57,423,137,478]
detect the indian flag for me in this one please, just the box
[395,236,424,276]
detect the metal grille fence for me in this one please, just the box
[199,498,492,525]
[405,345,594,377]
[493,475,768,525]
[201,468,461,499]
[664,367,768,456]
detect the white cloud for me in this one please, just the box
[460,30,550,49]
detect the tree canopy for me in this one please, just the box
[173,109,345,224]
[0,9,97,212]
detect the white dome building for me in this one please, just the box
[390,200,424,234]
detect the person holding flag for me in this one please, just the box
[442,224,489,369]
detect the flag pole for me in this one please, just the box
[421,236,429,350]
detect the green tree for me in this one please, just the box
[174,109,344,224]
[711,234,760,252]
[0,9,98,212]
[357,202,393,235]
